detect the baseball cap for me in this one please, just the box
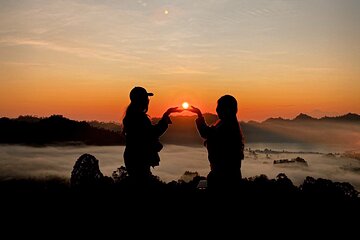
[129,86,154,101]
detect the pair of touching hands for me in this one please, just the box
[163,106,202,118]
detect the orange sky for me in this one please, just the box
[0,0,359,122]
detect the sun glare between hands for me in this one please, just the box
[182,102,189,109]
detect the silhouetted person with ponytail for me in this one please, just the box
[188,95,244,191]
[122,86,182,186]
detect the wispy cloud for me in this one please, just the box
[158,66,211,75]
[0,61,54,67]
[0,38,141,63]
[300,67,336,73]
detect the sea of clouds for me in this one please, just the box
[0,144,359,190]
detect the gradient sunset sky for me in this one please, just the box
[0,0,359,122]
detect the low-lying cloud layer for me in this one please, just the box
[0,144,359,190]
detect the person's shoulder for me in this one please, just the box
[125,112,151,125]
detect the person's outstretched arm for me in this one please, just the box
[188,106,210,139]
[153,107,182,137]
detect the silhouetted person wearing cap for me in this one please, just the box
[122,86,182,186]
[188,95,244,191]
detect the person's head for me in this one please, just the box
[216,95,238,120]
[128,86,153,113]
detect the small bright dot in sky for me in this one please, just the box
[182,102,189,109]
[164,9,169,15]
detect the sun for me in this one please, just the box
[182,102,189,109]
[164,9,169,15]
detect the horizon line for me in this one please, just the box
[1,111,359,123]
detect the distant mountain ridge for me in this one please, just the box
[0,115,124,146]
[158,112,360,146]
[262,112,360,123]
[245,112,360,146]
[0,112,359,146]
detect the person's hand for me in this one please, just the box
[187,106,202,118]
[163,107,183,117]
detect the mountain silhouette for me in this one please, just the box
[262,112,360,123]
[320,113,360,122]
[0,112,359,146]
[262,117,290,124]
[293,113,316,121]
[0,115,124,145]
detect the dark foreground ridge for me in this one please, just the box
[1,153,359,236]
